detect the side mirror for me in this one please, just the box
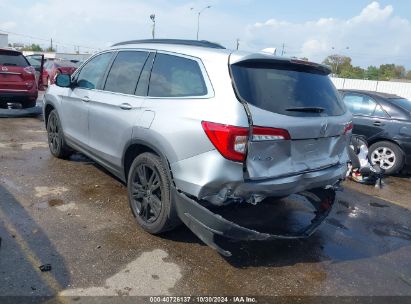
[55,74,72,88]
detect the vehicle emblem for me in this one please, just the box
[1,67,8,71]
[320,120,328,137]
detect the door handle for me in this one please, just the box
[373,121,384,127]
[82,96,90,102]
[119,103,132,110]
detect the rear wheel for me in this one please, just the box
[369,141,404,175]
[47,110,72,159]
[127,152,179,234]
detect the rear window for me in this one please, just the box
[390,98,411,112]
[231,61,345,117]
[0,51,29,67]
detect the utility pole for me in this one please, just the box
[236,38,240,50]
[281,43,285,56]
[150,14,156,39]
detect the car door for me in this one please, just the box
[59,52,114,147]
[342,92,390,140]
[26,54,44,87]
[87,50,152,172]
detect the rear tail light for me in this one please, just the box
[344,121,353,135]
[23,66,36,75]
[201,121,248,162]
[252,126,291,141]
[201,121,291,162]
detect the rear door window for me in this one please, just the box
[343,93,377,116]
[76,52,113,90]
[148,53,207,97]
[104,51,149,95]
[0,51,29,67]
[231,61,345,117]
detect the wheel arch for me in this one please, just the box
[122,139,175,184]
[368,137,404,152]
[44,103,55,128]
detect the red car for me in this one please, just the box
[42,60,78,86]
[0,48,38,109]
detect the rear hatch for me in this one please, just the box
[0,49,35,92]
[230,54,351,180]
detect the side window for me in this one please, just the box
[343,94,376,116]
[148,53,207,97]
[104,51,149,95]
[76,52,113,90]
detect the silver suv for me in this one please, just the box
[44,39,352,255]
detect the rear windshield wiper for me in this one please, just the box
[285,107,325,113]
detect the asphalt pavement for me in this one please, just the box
[0,99,410,301]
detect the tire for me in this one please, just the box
[369,141,404,175]
[127,152,180,234]
[46,110,72,159]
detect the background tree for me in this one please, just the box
[21,44,43,52]
[322,54,352,75]
[366,66,379,80]
[323,55,410,81]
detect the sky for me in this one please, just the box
[1,0,411,68]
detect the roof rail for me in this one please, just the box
[112,39,226,49]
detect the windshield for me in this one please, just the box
[390,98,411,112]
[0,51,29,67]
[231,61,346,117]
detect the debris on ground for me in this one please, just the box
[39,264,52,272]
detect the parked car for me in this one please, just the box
[42,59,79,86]
[0,48,38,109]
[43,39,351,255]
[339,89,411,174]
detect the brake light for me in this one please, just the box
[201,121,248,162]
[252,126,291,141]
[23,66,36,74]
[344,121,353,134]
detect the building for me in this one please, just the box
[0,33,8,48]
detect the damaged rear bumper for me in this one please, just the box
[171,150,348,205]
[173,186,338,256]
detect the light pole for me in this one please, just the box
[150,14,156,39]
[191,6,211,40]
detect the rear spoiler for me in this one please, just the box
[229,52,331,75]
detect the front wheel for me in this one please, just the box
[369,141,404,175]
[127,152,180,234]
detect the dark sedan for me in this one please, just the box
[339,89,411,174]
